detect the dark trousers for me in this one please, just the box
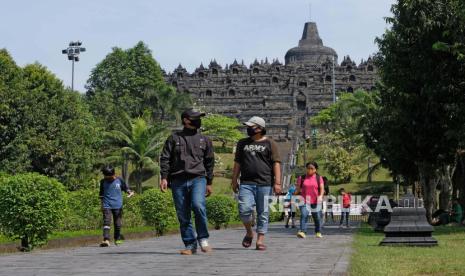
[103,208,123,241]
[340,210,350,226]
[325,211,335,222]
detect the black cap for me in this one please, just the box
[101,165,115,176]
[181,108,206,120]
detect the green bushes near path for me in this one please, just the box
[0,173,67,251]
[61,189,101,231]
[206,195,238,229]
[0,173,265,251]
[139,189,178,235]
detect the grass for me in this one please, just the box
[0,226,155,245]
[212,176,234,196]
[350,224,465,275]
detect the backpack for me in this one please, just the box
[323,180,329,195]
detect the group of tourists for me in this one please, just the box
[97,108,352,254]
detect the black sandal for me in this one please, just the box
[242,235,253,248]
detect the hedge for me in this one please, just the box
[0,173,67,251]
[206,195,237,229]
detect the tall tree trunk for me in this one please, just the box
[439,164,454,210]
[456,152,465,205]
[122,154,129,187]
[419,163,435,223]
[136,165,143,194]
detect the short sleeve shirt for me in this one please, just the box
[298,174,323,204]
[234,137,281,186]
[100,178,127,209]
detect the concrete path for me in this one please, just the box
[0,222,356,276]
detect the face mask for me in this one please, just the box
[247,127,257,137]
[190,119,201,129]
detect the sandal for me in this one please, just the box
[242,235,253,248]
[255,244,267,251]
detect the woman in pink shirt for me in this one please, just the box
[294,161,324,238]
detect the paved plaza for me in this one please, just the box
[0,223,356,276]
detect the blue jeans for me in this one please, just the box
[340,209,350,226]
[171,176,209,249]
[299,203,321,234]
[238,184,272,234]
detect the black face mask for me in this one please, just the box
[189,119,201,129]
[247,127,257,137]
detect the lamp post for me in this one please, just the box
[62,41,86,91]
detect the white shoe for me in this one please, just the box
[199,239,212,253]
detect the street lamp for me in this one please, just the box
[62,41,86,91]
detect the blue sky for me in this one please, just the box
[0,0,395,92]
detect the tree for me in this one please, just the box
[368,0,465,220]
[202,114,243,148]
[323,145,360,183]
[86,42,189,128]
[105,114,169,193]
[143,84,191,124]
[311,90,380,182]
[0,51,101,190]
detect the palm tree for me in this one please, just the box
[105,113,169,193]
[143,84,192,124]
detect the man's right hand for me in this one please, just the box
[231,180,239,193]
[160,179,168,192]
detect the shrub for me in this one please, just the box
[206,195,237,229]
[61,189,145,232]
[268,202,284,223]
[0,173,67,251]
[60,189,101,231]
[140,189,177,235]
[123,194,145,228]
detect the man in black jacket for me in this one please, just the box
[160,108,215,255]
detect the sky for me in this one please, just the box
[0,0,396,92]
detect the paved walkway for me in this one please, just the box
[0,222,356,276]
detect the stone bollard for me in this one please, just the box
[379,192,437,246]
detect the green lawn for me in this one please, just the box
[212,176,234,196]
[350,224,465,275]
[0,226,155,245]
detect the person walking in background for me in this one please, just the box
[160,108,215,255]
[295,161,324,239]
[99,166,134,247]
[284,185,296,228]
[231,116,281,251]
[322,176,335,224]
[339,188,351,228]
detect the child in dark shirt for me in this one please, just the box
[99,166,134,247]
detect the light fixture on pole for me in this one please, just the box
[62,41,86,91]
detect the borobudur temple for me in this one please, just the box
[165,21,378,139]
